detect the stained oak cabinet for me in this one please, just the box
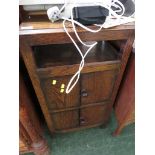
[33,41,120,132]
[20,21,134,134]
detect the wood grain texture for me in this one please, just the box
[80,103,112,126]
[20,20,135,135]
[19,22,134,45]
[50,101,109,113]
[51,110,79,130]
[20,30,130,46]
[53,123,106,133]
[20,39,55,133]
[113,51,135,136]
[19,121,32,153]
[20,74,50,155]
[81,70,118,105]
[33,41,119,68]
[41,75,80,110]
[19,21,134,33]
[20,74,42,143]
[111,32,135,103]
[37,61,120,78]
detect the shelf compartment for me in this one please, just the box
[33,41,120,69]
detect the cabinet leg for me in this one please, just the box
[112,124,124,136]
[31,139,51,155]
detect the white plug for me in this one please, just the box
[47,6,61,22]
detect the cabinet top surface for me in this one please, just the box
[19,20,135,36]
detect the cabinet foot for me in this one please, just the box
[112,125,124,136]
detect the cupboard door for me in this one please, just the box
[80,103,112,126]
[81,70,117,105]
[41,75,80,110]
[51,110,79,130]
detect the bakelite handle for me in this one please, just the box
[81,89,88,97]
[80,117,85,124]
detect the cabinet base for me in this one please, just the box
[53,122,109,133]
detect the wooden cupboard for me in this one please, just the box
[19,21,134,134]
[33,41,120,132]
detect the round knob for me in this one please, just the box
[80,117,85,124]
[81,89,88,97]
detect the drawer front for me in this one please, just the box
[51,110,79,130]
[41,76,80,110]
[79,103,112,126]
[81,69,118,105]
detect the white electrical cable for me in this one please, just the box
[59,0,68,13]
[112,0,125,16]
[60,0,126,94]
[62,3,99,93]
[69,1,125,47]
[70,6,93,47]
[48,0,129,93]
[94,1,125,18]
[111,2,123,13]
[63,19,97,93]
[62,3,125,33]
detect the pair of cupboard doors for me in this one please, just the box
[41,66,119,131]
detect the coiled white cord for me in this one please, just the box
[46,0,131,94]
[63,20,97,93]
[61,0,126,94]
[48,0,128,93]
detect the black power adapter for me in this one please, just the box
[73,6,109,25]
